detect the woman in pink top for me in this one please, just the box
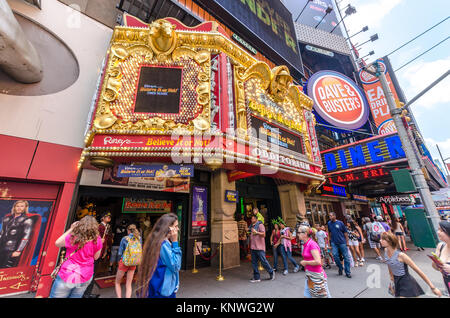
[49,216,103,298]
[298,225,331,298]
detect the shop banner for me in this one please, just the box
[321,133,406,174]
[306,70,370,130]
[192,186,208,235]
[0,199,54,295]
[102,165,190,193]
[225,190,238,203]
[353,194,368,202]
[358,59,400,135]
[227,170,256,182]
[375,194,415,206]
[122,198,172,214]
[117,164,193,178]
[319,183,347,198]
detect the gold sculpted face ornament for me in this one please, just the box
[269,66,293,102]
[148,20,177,55]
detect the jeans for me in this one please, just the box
[304,277,331,298]
[49,275,93,298]
[239,240,247,259]
[331,242,351,275]
[272,245,283,270]
[250,250,273,280]
[280,246,298,271]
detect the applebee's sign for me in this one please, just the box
[307,70,369,130]
[375,195,415,206]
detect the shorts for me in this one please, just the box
[368,237,381,249]
[348,239,359,247]
[118,259,136,272]
[395,232,404,236]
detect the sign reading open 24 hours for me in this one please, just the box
[307,71,369,130]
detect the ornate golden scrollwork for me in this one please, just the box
[148,19,177,56]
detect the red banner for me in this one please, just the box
[358,59,400,135]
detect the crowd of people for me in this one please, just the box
[47,206,449,298]
[243,208,450,298]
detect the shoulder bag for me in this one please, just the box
[50,246,81,280]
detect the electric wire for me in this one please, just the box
[386,16,449,58]
[394,36,450,72]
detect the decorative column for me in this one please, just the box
[277,184,306,229]
[210,169,240,269]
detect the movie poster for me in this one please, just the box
[192,186,208,235]
[0,199,53,295]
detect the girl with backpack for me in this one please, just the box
[115,224,142,298]
[136,213,181,298]
[363,217,384,261]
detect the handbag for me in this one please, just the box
[50,247,81,280]
[388,280,395,296]
[306,270,328,298]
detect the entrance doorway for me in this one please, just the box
[72,186,188,286]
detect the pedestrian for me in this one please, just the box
[253,207,265,224]
[391,217,408,251]
[316,225,331,269]
[353,219,366,265]
[109,219,128,273]
[115,224,142,298]
[431,221,450,295]
[270,219,282,272]
[377,215,391,232]
[297,225,331,298]
[237,214,248,260]
[327,212,352,278]
[136,213,181,298]
[83,211,113,298]
[279,218,300,275]
[346,220,363,267]
[362,217,384,261]
[381,231,442,298]
[248,214,275,282]
[49,216,103,298]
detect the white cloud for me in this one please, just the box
[398,57,450,109]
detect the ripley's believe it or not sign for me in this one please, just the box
[81,16,324,186]
[306,70,369,130]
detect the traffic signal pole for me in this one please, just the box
[368,61,442,233]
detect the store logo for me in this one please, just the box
[377,119,396,135]
[307,70,369,130]
[358,60,387,85]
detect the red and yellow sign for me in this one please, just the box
[358,60,400,135]
[307,70,369,130]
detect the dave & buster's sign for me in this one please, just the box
[307,70,369,130]
[321,133,406,174]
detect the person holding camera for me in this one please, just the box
[136,213,181,298]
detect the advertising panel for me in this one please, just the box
[196,0,303,77]
[321,133,406,174]
[283,0,343,35]
[0,199,53,295]
[122,198,172,213]
[307,70,369,130]
[117,164,194,178]
[358,59,401,135]
[192,186,208,235]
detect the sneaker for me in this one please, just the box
[355,262,359,267]
[283,270,288,276]
[293,266,300,273]
[346,273,352,278]
[375,256,382,261]
[250,279,261,283]
[338,269,343,276]
[269,271,275,281]
[273,268,278,272]
[361,258,365,262]
[359,260,364,266]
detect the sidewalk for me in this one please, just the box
[92,241,447,298]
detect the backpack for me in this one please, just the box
[369,222,384,243]
[122,236,142,266]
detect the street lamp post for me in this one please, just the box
[364,61,442,232]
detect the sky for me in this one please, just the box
[336,0,450,173]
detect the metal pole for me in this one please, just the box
[436,144,450,176]
[371,61,441,232]
[192,239,198,274]
[216,242,224,281]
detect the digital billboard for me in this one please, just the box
[283,0,343,36]
[195,0,304,78]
